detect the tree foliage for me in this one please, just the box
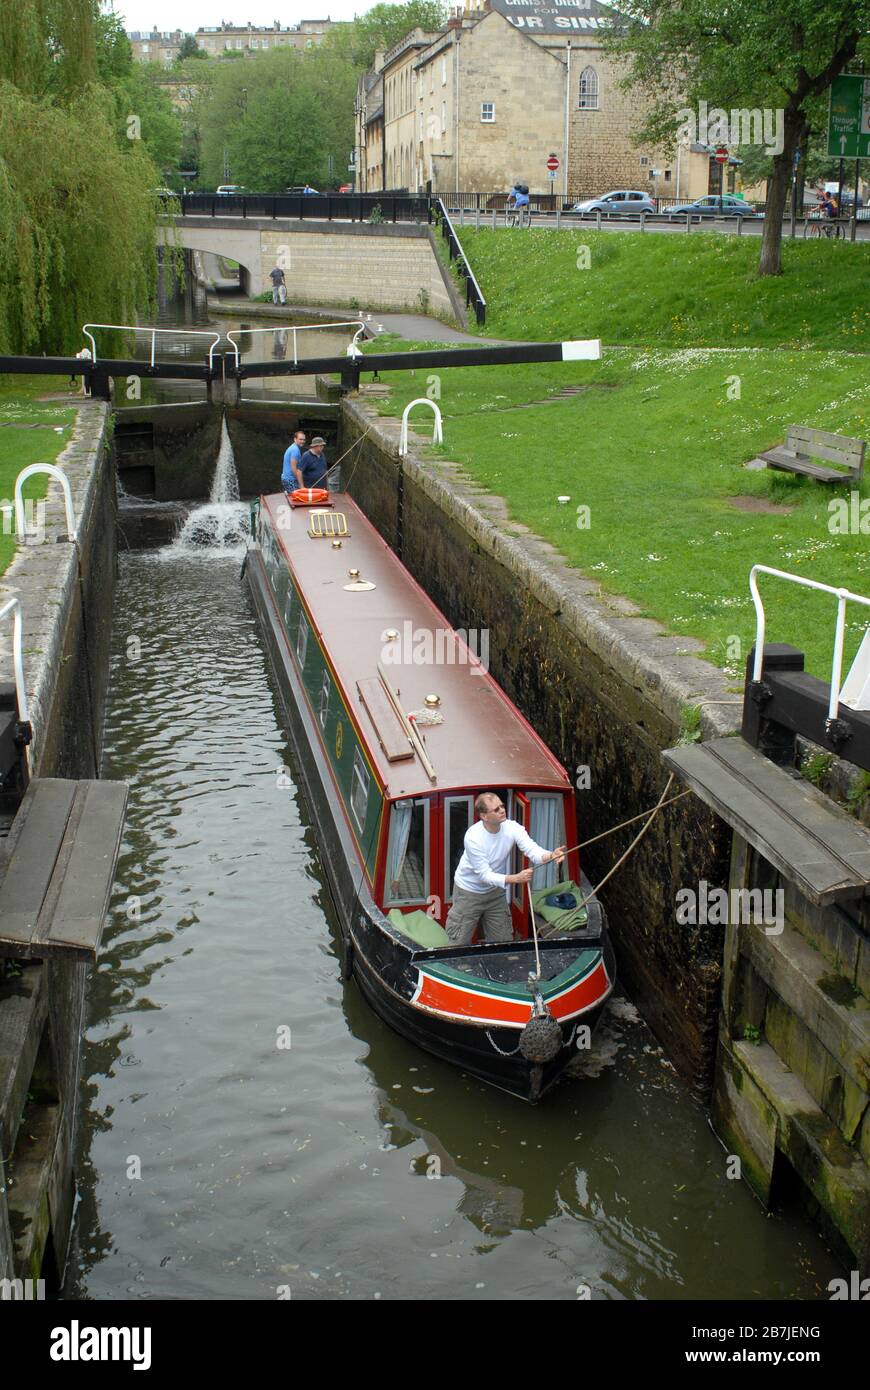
[325,1,447,70]
[0,0,163,353]
[603,0,870,275]
[177,35,206,62]
[200,48,358,189]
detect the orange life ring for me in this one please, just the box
[288,487,329,507]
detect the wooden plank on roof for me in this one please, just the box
[357,677,414,763]
[662,737,870,906]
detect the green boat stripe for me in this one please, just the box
[423,950,601,1000]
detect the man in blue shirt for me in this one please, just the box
[281,430,306,491]
[298,437,329,487]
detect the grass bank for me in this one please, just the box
[453,229,870,350]
[0,376,78,575]
[360,337,869,683]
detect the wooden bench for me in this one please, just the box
[752,426,865,484]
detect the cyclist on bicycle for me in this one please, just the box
[820,192,837,220]
[506,183,530,226]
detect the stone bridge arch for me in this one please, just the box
[159,221,263,296]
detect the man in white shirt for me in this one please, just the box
[445,792,565,945]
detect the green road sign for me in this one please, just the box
[827,74,870,158]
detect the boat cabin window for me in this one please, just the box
[386,798,429,904]
[283,579,296,629]
[350,748,370,832]
[444,795,474,903]
[319,670,331,728]
[529,793,566,890]
[296,612,309,669]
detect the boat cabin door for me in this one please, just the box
[511,791,531,940]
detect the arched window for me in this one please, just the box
[578,66,599,110]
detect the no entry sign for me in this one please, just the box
[715,147,728,164]
[547,154,559,171]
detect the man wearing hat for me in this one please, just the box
[298,436,328,488]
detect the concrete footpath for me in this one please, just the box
[206,296,526,346]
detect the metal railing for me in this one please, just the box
[0,597,31,764]
[178,192,431,223]
[434,199,487,326]
[14,464,77,542]
[225,322,366,370]
[399,399,443,457]
[83,324,222,369]
[750,564,870,723]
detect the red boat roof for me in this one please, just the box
[261,492,569,799]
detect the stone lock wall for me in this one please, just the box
[0,401,117,1286]
[714,835,870,1267]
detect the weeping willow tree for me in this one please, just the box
[0,0,165,354]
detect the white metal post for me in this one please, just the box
[14,464,77,542]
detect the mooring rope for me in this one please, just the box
[570,787,691,852]
[540,774,679,935]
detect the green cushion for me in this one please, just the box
[388,908,450,948]
[531,880,588,930]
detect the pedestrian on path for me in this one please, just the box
[269,265,287,305]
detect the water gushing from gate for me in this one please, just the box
[168,418,249,556]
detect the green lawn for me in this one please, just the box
[453,228,870,350]
[0,376,78,575]
[362,337,870,683]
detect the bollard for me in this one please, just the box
[850,214,857,243]
[686,213,691,234]
[556,209,561,231]
[640,212,646,233]
[596,209,601,232]
[475,207,480,230]
[492,208,496,230]
[736,214,743,236]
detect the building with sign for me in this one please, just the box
[355,1,720,199]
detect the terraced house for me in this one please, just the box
[354,0,718,201]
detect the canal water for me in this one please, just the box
[63,537,844,1301]
[118,252,356,404]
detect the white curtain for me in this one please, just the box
[530,795,561,890]
[388,799,414,899]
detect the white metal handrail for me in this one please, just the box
[399,399,443,457]
[0,597,31,765]
[749,564,870,723]
[82,324,222,369]
[225,321,366,369]
[14,464,77,542]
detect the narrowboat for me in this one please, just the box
[244,490,615,1101]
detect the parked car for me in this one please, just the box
[284,185,320,194]
[215,184,246,195]
[337,184,354,193]
[571,190,656,215]
[669,194,755,216]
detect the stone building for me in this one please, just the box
[128,29,184,65]
[354,0,723,201]
[192,20,336,56]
